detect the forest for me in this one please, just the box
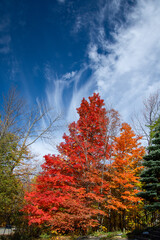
[0,88,160,240]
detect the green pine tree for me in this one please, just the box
[138,119,160,210]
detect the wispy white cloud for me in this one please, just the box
[63,71,77,80]
[44,64,91,122]
[87,0,160,122]
[38,0,160,159]
[29,139,59,163]
[45,66,67,115]
[66,67,95,123]
[45,0,160,125]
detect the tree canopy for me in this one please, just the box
[22,93,145,234]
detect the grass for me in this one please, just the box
[91,230,127,239]
[38,231,128,240]
[39,234,78,240]
[37,231,128,240]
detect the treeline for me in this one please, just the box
[0,88,59,230]
[0,89,160,238]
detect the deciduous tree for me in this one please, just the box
[0,87,60,226]
[132,90,160,146]
[104,123,145,231]
[23,93,111,233]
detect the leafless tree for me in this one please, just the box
[0,87,61,169]
[131,90,160,146]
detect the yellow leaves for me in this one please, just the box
[99,225,108,232]
[51,230,58,235]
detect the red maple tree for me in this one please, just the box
[23,93,111,233]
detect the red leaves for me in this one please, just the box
[22,93,145,233]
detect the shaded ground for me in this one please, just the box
[127,225,160,240]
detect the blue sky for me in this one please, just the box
[0,0,160,159]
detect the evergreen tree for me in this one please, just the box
[138,119,160,210]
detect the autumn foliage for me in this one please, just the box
[23,93,145,233]
[105,123,145,211]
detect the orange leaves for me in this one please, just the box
[105,122,145,212]
[22,93,145,233]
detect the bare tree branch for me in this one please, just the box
[0,87,61,164]
[131,90,160,146]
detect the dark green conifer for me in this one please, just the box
[138,120,160,210]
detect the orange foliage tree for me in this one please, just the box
[104,123,145,230]
[22,94,145,233]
